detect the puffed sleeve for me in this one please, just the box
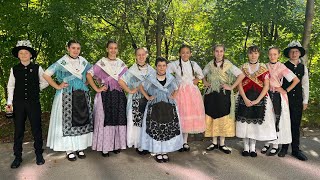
[193,62,204,79]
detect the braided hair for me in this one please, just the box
[178,44,195,76]
[213,44,226,69]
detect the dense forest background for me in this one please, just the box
[0,0,319,126]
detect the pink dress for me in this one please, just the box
[167,60,205,133]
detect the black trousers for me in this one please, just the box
[282,98,303,152]
[13,101,43,157]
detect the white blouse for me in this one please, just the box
[167,60,204,86]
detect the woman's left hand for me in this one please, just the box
[222,84,232,91]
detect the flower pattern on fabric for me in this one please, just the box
[146,102,180,141]
[62,91,93,136]
[132,98,148,127]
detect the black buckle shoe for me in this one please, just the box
[36,154,45,165]
[101,152,109,157]
[66,152,77,161]
[261,145,270,154]
[11,157,22,169]
[292,150,308,161]
[206,144,218,151]
[250,151,257,157]
[267,148,280,156]
[154,154,163,163]
[242,151,250,157]
[76,151,86,159]
[136,149,149,155]
[162,154,169,163]
[219,145,231,154]
[278,148,287,157]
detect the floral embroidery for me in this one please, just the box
[61,60,67,65]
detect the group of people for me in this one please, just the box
[6,39,309,169]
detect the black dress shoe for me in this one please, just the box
[113,149,121,154]
[162,154,169,163]
[136,149,149,155]
[242,151,250,157]
[250,151,257,157]
[219,145,231,154]
[206,144,218,151]
[154,154,163,163]
[292,150,308,161]
[101,152,109,157]
[183,143,190,151]
[261,145,270,154]
[36,155,45,165]
[278,148,287,157]
[267,148,280,156]
[66,153,77,161]
[76,151,86,159]
[11,157,22,169]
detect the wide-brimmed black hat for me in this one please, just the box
[12,40,37,59]
[283,41,305,58]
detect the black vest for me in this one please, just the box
[282,60,304,103]
[13,62,40,103]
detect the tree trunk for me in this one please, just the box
[302,0,315,66]
[243,23,251,54]
[156,12,165,57]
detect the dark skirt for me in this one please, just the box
[62,90,93,136]
[132,97,148,127]
[101,89,127,126]
[204,90,231,119]
[269,91,281,132]
[236,87,266,125]
[146,101,180,141]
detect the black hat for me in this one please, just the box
[12,40,37,59]
[283,41,305,58]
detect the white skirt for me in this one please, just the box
[268,93,292,144]
[236,95,277,141]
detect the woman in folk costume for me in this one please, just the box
[87,40,127,157]
[236,45,277,157]
[140,57,183,163]
[261,47,299,156]
[203,44,245,154]
[167,44,205,152]
[44,40,93,161]
[118,47,155,155]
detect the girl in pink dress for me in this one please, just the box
[167,44,205,151]
[261,47,299,156]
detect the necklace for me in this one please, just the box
[68,54,78,59]
[249,61,258,64]
[270,61,277,64]
[137,63,146,67]
[157,72,166,76]
[108,57,117,61]
[215,59,223,63]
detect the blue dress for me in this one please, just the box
[121,64,156,148]
[140,72,183,153]
[46,55,93,151]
